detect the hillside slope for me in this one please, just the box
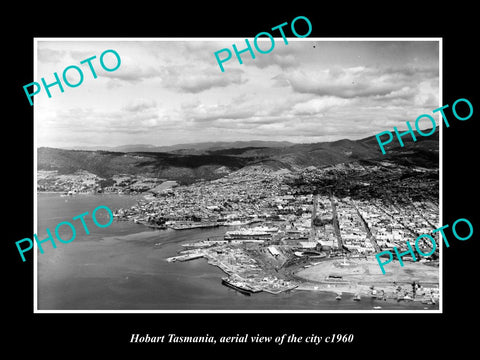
[38,128,438,184]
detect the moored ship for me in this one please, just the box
[166,252,204,262]
[167,221,220,230]
[224,227,272,241]
[221,276,262,295]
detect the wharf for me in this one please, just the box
[181,238,227,248]
[168,222,220,230]
[166,253,205,262]
[165,237,305,296]
[180,250,300,295]
[221,276,263,295]
[262,284,298,294]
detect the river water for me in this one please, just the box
[37,193,438,311]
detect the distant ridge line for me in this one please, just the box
[61,140,297,153]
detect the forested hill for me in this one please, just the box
[38,129,438,184]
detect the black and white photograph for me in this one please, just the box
[6,6,478,356]
[34,39,441,311]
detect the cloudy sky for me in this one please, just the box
[35,39,440,148]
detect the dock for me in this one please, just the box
[166,253,205,262]
[168,222,220,230]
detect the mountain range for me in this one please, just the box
[38,129,438,184]
[64,140,295,154]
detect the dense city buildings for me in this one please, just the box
[38,157,439,303]
[110,160,439,303]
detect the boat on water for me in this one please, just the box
[353,293,361,301]
[373,306,382,310]
[170,222,219,230]
[221,277,261,296]
[223,218,264,226]
[335,292,342,300]
[166,252,204,262]
[251,225,279,232]
[223,220,251,226]
[145,223,167,230]
[224,227,272,240]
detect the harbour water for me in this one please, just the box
[37,193,439,311]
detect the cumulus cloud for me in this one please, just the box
[182,101,257,124]
[277,65,438,100]
[179,92,316,129]
[100,60,161,83]
[161,67,246,93]
[123,98,157,112]
[37,103,184,147]
[36,40,440,147]
[38,48,67,63]
[243,52,299,69]
[221,39,302,70]
[292,97,350,115]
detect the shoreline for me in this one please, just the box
[37,192,440,310]
[39,193,438,306]
[289,258,439,305]
[53,194,438,308]
[194,255,438,307]
[170,244,438,307]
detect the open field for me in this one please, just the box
[292,257,439,301]
[295,257,439,285]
